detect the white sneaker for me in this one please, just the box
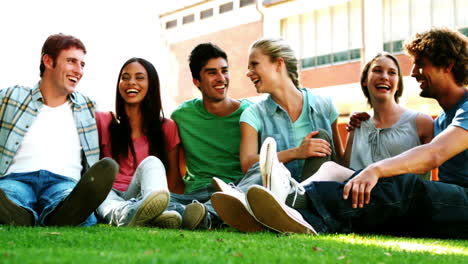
[260,137,305,206]
[246,185,316,234]
[152,210,182,229]
[211,177,264,232]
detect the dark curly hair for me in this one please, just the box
[404,27,468,86]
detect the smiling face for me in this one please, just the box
[246,48,279,93]
[362,56,402,106]
[45,47,85,96]
[118,61,149,106]
[410,56,445,99]
[193,57,229,103]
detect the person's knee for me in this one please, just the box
[0,180,34,206]
[140,156,163,167]
[138,156,166,174]
[315,128,332,142]
[321,161,338,169]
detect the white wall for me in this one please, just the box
[0,0,174,112]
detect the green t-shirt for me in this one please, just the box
[171,98,252,193]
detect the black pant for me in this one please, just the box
[299,173,468,238]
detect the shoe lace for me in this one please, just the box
[189,200,212,229]
[282,165,305,207]
[228,182,243,193]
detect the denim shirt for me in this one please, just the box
[241,88,339,180]
[0,82,99,177]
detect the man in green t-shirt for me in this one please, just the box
[169,43,252,229]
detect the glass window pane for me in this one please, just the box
[281,15,301,58]
[332,3,348,53]
[455,0,468,27]
[316,8,332,56]
[391,0,410,40]
[349,0,362,49]
[432,0,454,27]
[300,12,315,58]
[410,0,431,34]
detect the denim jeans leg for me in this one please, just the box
[169,185,224,226]
[0,173,39,223]
[38,171,97,227]
[236,162,262,193]
[168,188,211,215]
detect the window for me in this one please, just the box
[201,8,213,19]
[383,0,410,53]
[183,14,195,24]
[280,0,362,68]
[384,0,468,53]
[240,0,255,7]
[165,19,177,29]
[220,2,234,13]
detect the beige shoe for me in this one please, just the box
[211,191,264,232]
[181,202,208,230]
[246,185,316,234]
[152,210,182,229]
[127,190,170,227]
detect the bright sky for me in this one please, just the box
[0,0,180,111]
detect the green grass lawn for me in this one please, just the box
[1,225,467,264]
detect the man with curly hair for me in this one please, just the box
[243,28,467,238]
[340,27,468,199]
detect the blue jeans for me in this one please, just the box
[167,163,264,227]
[299,172,468,238]
[0,170,97,226]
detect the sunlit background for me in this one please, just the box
[1,0,466,119]
[0,0,182,111]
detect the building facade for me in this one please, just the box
[160,0,468,118]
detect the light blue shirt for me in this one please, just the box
[240,88,339,180]
[434,90,468,187]
[0,82,99,177]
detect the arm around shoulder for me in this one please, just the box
[416,112,434,144]
[371,125,468,178]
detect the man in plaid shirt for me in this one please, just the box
[0,33,117,226]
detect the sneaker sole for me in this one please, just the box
[128,190,170,227]
[45,158,118,226]
[246,186,316,234]
[211,192,264,233]
[152,211,182,229]
[0,189,33,226]
[181,203,206,230]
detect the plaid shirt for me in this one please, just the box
[0,82,99,177]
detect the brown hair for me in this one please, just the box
[39,33,86,77]
[360,52,404,107]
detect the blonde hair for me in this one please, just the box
[251,38,300,88]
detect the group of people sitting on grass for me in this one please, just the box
[0,27,466,239]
